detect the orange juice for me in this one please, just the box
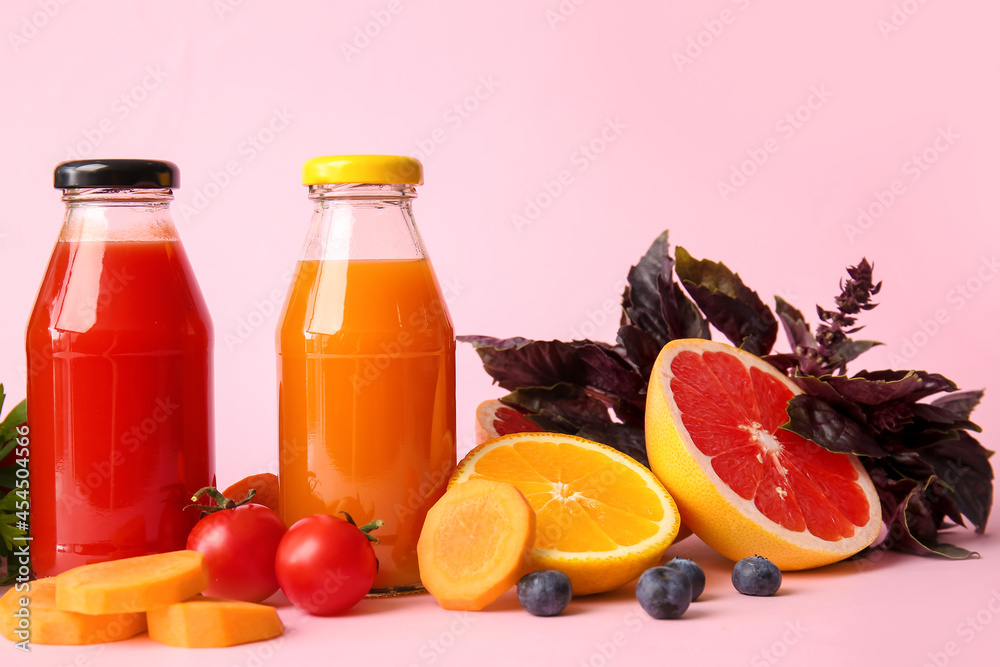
[277,257,456,592]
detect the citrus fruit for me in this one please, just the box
[451,432,680,595]
[646,339,882,570]
[474,399,542,444]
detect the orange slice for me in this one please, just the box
[451,433,680,595]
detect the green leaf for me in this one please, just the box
[674,246,778,356]
[0,467,16,489]
[0,397,26,444]
[0,489,29,564]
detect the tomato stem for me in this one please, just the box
[339,512,385,544]
[185,487,258,517]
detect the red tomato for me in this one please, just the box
[275,514,381,616]
[186,503,287,603]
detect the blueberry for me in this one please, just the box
[664,557,705,601]
[517,570,572,616]
[636,567,692,619]
[732,555,782,596]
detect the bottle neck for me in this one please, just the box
[301,183,425,261]
[59,188,180,243]
[308,183,417,202]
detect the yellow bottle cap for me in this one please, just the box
[302,155,423,186]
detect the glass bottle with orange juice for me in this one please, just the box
[277,155,456,596]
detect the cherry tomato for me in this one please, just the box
[186,489,287,603]
[275,513,382,616]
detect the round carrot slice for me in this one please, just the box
[417,479,535,611]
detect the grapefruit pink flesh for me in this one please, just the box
[475,399,543,444]
[669,350,872,542]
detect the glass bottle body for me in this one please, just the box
[278,183,456,595]
[26,187,215,576]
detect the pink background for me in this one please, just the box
[1,0,998,665]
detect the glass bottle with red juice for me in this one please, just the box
[26,160,215,576]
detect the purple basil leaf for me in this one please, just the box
[659,274,710,341]
[781,394,888,457]
[829,339,882,368]
[790,374,868,422]
[502,385,648,465]
[616,324,663,379]
[867,473,978,559]
[915,431,994,532]
[926,476,970,529]
[931,390,984,421]
[775,296,815,353]
[817,370,956,407]
[898,483,979,559]
[458,335,646,411]
[622,230,672,346]
[574,423,648,467]
[910,403,982,432]
[502,384,623,427]
[674,246,778,356]
[762,353,803,376]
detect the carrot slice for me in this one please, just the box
[417,479,536,611]
[223,473,280,514]
[56,550,209,615]
[1,578,146,645]
[147,597,283,648]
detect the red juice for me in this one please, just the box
[27,239,214,576]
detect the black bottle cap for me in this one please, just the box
[54,159,179,189]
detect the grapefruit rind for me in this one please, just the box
[450,432,681,595]
[645,339,882,571]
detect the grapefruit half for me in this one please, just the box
[646,339,881,570]
[474,399,543,445]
